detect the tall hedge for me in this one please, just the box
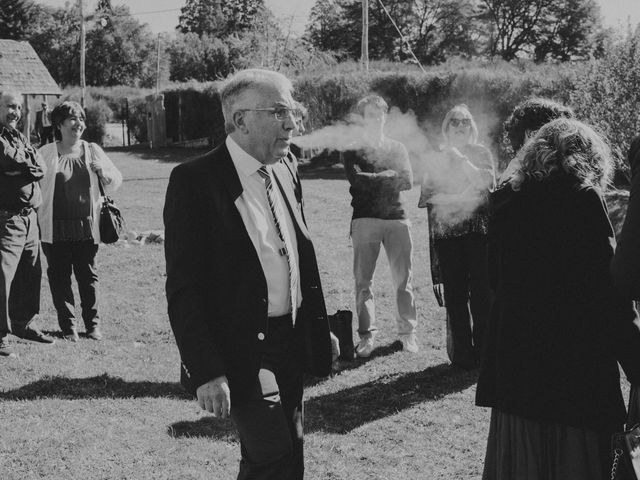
[295,61,581,169]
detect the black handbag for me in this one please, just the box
[611,386,640,480]
[97,177,124,244]
[328,310,355,361]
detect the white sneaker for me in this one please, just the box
[399,334,419,353]
[355,337,375,358]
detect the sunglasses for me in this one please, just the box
[449,118,471,127]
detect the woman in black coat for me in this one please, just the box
[612,135,640,300]
[476,118,640,480]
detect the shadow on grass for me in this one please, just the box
[0,373,191,400]
[167,417,237,441]
[304,341,403,388]
[305,363,478,434]
[165,363,477,439]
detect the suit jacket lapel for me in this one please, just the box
[272,162,310,240]
[215,143,244,203]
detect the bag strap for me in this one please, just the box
[87,142,107,197]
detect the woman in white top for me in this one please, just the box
[37,101,122,341]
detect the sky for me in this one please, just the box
[37,0,640,36]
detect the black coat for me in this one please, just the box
[476,172,640,432]
[612,135,640,300]
[163,142,332,404]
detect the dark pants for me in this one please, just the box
[39,126,54,145]
[435,233,492,368]
[0,210,41,337]
[231,315,304,480]
[42,241,99,332]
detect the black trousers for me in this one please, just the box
[40,126,54,144]
[42,241,99,332]
[231,314,304,480]
[0,210,41,337]
[435,233,492,368]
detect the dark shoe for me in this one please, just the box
[17,327,55,344]
[0,336,16,357]
[86,327,103,341]
[62,328,80,342]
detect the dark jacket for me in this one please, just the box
[0,126,43,209]
[476,172,640,432]
[612,135,640,300]
[163,142,332,404]
[343,137,413,220]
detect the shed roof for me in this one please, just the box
[0,39,61,95]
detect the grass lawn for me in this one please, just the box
[0,147,490,479]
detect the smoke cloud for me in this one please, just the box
[293,105,496,229]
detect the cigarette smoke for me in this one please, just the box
[293,106,497,228]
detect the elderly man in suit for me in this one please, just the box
[164,69,334,480]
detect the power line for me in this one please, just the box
[376,0,426,74]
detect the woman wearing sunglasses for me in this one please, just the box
[419,104,495,369]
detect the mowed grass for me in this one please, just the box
[0,147,489,480]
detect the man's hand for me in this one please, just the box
[330,332,340,362]
[378,169,397,178]
[196,376,231,419]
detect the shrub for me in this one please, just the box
[571,26,640,179]
[83,97,113,144]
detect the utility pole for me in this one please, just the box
[361,0,369,72]
[155,34,161,95]
[79,0,86,107]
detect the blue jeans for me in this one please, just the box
[0,210,41,337]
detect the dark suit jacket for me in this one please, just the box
[163,141,332,404]
[476,172,640,432]
[34,109,50,133]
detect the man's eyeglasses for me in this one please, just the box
[449,118,471,127]
[240,107,302,122]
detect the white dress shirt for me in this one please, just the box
[226,136,302,317]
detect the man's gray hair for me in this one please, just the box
[220,69,294,134]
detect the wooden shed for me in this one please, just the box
[0,39,61,139]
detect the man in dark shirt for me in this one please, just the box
[0,91,54,357]
[343,95,418,357]
[35,102,54,145]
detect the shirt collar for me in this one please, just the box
[226,135,264,178]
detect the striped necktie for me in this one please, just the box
[257,165,299,323]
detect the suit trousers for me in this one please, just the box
[351,218,417,339]
[42,240,99,332]
[231,315,305,480]
[435,232,492,368]
[0,210,41,337]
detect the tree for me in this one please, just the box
[411,0,478,63]
[27,4,82,86]
[477,0,553,60]
[0,0,36,40]
[533,0,601,62]
[168,32,231,81]
[177,0,225,36]
[305,0,354,58]
[305,0,478,64]
[84,4,156,86]
[177,0,268,38]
